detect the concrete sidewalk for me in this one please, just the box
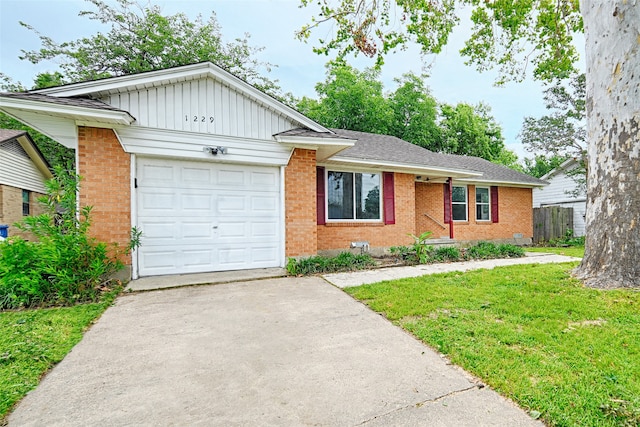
[8,276,542,426]
[324,252,581,288]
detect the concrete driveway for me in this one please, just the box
[8,277,540,426]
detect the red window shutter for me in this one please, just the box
[491,186,499,223]
[383,172,395,225]
[443,183,451,224]
[316,167,326,225]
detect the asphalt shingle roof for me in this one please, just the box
[0,92,128,113]
[324,128,545,185]
[0,129,26,143]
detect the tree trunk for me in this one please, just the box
[574,1,640,288]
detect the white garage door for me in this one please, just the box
[136,157,281,276]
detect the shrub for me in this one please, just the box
[465,241,524,260]
[287,252,376,275]
[433,246,461,262]
[0,168,140,310]
[547,229,585,247]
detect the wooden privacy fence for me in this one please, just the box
[533,206,574,244]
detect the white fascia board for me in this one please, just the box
[16,135,53,179]
[275,134,356,161]
[539,157,580,181]
[0,96,135,126]
[456,178,548,188]
[34,62,329,133]
[323,157,483,179]
[274,134,356,149]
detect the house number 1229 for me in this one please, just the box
[186,115,214,123]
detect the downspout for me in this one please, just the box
[448,177,454,239]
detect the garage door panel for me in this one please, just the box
[140,164,175,183]
[217,194,247,212]
[182,166,212,184]
[136,157,281,276]
[251,171,278,187]
[217,169,246,186]
[181,193,214,212]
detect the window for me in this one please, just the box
[476,187,490,221]
[22,190,30,216]
[452,186,467,221]
[327,171,381,220]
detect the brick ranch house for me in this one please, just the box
[0,129,52,240]
[0,62,545,279]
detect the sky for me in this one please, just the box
[0,0,583,159]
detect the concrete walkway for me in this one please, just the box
[8,253,578,426]
[324,252,581,288]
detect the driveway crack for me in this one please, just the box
[355,384,480,426]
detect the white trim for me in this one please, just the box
[130,153,139,280]
[540,158,580,181]
[457,178,546,188]
[326,157,482,179]
[115,127,293,166]
[0,96,135,126]
[474,186,491,222]
[452,185,468,222]
[325,168,383,223]
[279,165,286,267]
[34,62,328,133]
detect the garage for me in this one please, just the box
[136,157,282,276]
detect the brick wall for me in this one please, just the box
[0,184,46,240]
[285,148,317,257]
[415,183,534,241]
[415,182,450,238]
[317,172,416,251]
[77,127,131,264]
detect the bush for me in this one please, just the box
[391,238,524,265]
[287,252,376,275]
[465,241,524,260]
[433,246,461,262]
[547,229,585,247]
[0,168,140,310]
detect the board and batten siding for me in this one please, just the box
[0,148,48,193]
[102,77,297,139]
[533,170,586,237]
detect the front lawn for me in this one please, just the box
[527,246,585,258]
[0,294,116,421]
[346,262,640,426]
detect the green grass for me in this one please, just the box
[0,291,118,421]
[527,246,585,258]
[346,262,640,426]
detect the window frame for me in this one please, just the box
[451,185,468,222]
[22,190,30,216]
[475,186,491,221]
[325,169,383,223]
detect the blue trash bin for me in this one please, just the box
[0,224,8,238]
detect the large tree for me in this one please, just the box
[298,61,518,164]
[298,0,639,289]
[520,73,586,194]
[3,0,285,169]
[297,61,394,134]
[18,0,281,95]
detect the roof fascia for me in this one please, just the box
[0,96,135,126]
[34,63,330,133]
[540,157,579,180]
[276,134,356,161]
[324,157,483,179]
[456,177,548,188]
[16,134,54,179]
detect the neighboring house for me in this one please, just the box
[533,158,586,237]
[0,129,53,239]
[0,62,545,279]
